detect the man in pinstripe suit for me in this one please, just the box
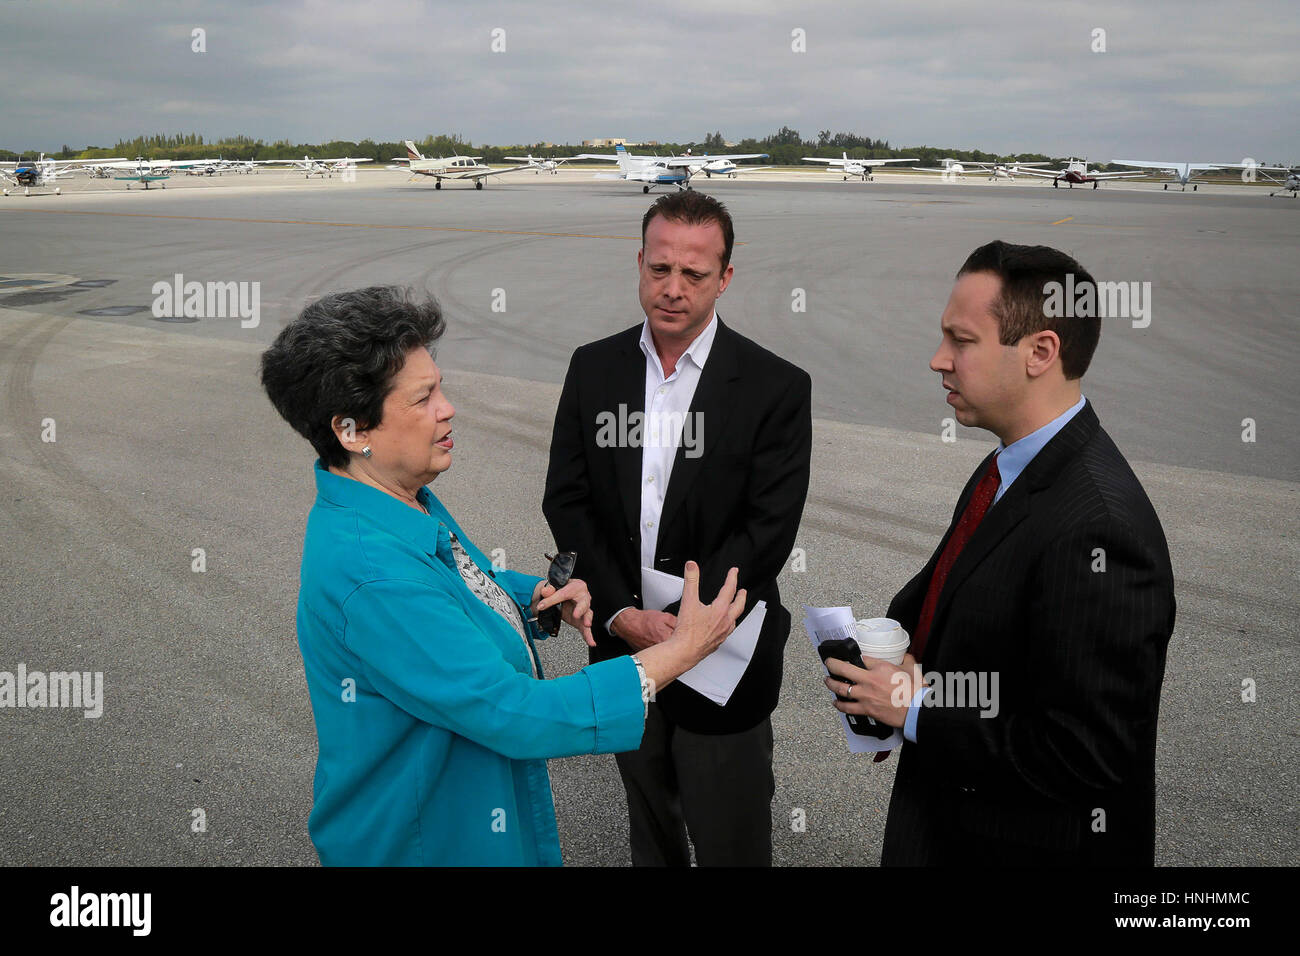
[824,240,1176,865]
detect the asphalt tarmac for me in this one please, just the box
[0,169,1295,866]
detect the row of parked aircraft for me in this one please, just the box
[5,147,1296,198]
[0,153,379,194]
[907,155,1297,193]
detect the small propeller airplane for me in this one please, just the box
[801,151,918,181]
[912,158,1053,180]
[264,156,373,178]
[1109,159,1289,191]
[693,153,771,178]
[503,154,572,174]
[575,145,768,193]
[1,154,125,196]
[1015,158,1145,189]
[1257,167,1300,198]
[395,141,539,189]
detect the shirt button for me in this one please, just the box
[645,520,654,529]
[647,475,655,484]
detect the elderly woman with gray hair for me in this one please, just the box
[261,286,744,866]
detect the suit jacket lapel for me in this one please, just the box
[926,401,1100,658]
[608,328,648,541]
[657,318,738,533]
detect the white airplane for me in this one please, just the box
[264,155,373,178]
[398,141,538,189]
[575,145,768,193]
[1,155,78,195]
[694,153,771,178]
[1110,159,1288,191]
[504,154,571,174]
[1259,167,1300,198]
[0,154,137,195]
[801,151,918,181]
[1015,158,1145,189]
[912,158,1052,180]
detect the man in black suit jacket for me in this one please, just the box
[544,192,811,865]
[825,240,1175,865]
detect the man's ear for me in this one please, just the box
[718,262,735,296]
[1025,330,1062,379]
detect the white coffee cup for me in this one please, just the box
[854,617,911,666]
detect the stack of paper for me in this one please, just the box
[641,567,766,706]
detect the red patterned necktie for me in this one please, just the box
[873,453,1000,763]
[912,452,1001,661]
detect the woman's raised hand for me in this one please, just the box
[669,561,747,664]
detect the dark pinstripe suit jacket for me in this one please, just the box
[881,401,1175,865]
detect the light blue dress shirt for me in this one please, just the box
[297,461,646,865]
[903,396,1086,742]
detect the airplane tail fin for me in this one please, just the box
[616,144,633,173]
[405,140,425,162]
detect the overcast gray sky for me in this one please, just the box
[2,0,1296,162]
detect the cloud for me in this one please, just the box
[0,0,1296,160]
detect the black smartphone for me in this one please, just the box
[818,638,894,739]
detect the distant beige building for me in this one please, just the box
[583,138,628,148]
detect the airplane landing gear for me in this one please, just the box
[1093,181,1098,189]
[643,185,650,193]
[1193,184,1198,191]
[1053,180,1059,188]
[475,180,483,190]
[435,181,442,189]
[1163,184,1168,190]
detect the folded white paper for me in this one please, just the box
[640,567,765,706]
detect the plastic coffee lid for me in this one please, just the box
[856,618,909,645]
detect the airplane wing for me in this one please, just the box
[1109,160,1183,173]
[572,153,620,161]
[447,165,539,181]
[1014,167,1065,179]
[801,157,842,165]
[861,158,918,166]
[1202,162,1289,172]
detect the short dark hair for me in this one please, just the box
[641,191,735,270]
[957,240,1100,380]
[260,286,446,468]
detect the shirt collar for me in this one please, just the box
[994,394,1086,500]
[638,310,718,378]
[313,459,452,557]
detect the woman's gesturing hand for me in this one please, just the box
[669,561,747,664]
[534,578,596,647]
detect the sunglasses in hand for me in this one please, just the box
[529,551,577,637]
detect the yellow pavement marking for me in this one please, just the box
[1051,216,1075,225]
